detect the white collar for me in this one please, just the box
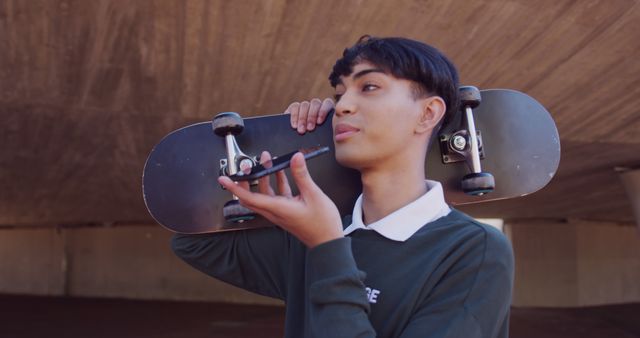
[343,180,450,241]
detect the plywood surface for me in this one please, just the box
[1,0,638,225]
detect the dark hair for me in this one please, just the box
[329,36,460,125]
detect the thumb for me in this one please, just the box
[290,152,320,197]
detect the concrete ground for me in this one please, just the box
[1,295,638,338]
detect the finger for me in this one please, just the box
[276,169,292,197]
[287,102,300,129]
[218,176,276,210]
[297,101,309,134]
[306,98,322,131]
[258,151,275,195]
[289,152,320,197]
[318,98,334,124]
[218,176,251,198]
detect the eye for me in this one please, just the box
[362,83,378,92]
[333,93,343,102]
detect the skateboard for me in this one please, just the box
[143,88,560,234]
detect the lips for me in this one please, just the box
[334,123,360,141]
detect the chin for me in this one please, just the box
[334,146,367,170]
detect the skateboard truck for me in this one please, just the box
[440,86,495,196]
[212,112,258,223]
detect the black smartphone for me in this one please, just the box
[228,146,330,181]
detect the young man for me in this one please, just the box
[172,36,514,337]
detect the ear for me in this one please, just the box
[415,96,446,134]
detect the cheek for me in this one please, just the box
[369,106,416,141]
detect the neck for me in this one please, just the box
[359,161,427,225]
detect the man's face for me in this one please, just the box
[332,62,430,170]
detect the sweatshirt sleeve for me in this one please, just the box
[305,237,376,338]
[171,227,291,300]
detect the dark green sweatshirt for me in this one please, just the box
[172,209,514,337]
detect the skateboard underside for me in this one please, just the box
[143,89,560,233]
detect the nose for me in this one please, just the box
[335,92,355,116]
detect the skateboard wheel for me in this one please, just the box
[213,112,244,136]
[459,86,481,109]
[223,200,257,223]
[461,172,495,196]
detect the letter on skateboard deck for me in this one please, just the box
[143,88,560,234]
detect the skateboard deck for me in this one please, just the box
[143,89,560,234]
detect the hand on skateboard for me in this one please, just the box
[285,98,334,134]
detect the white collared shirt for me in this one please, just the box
[342,180,451,242]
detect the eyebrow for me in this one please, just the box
[336,68,386,85]
[353,68,386,79]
